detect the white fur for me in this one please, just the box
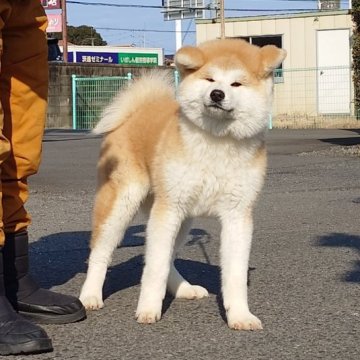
[177,68,273,140]
[80,48,275,330]
[133,122,265,327]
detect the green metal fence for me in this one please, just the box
[273,66,358,128]
[71,67,357,130]
[71,71,181,130]
[71,73,132,130]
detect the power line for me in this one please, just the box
[275,0,344,1]
[66,1,321,12]
[67,1,207,10]
[96,27,195,33]
[182,18,194,42]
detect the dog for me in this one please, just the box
[79,38,286,330]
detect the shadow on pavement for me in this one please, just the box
[27,224,219,297]
[103,256,223,320]
[320,129,360,147]
[28,225,261,324]
[317,232,360,282]
[320,137,360,146]
[344,129,360,135]
[28,231,90,289]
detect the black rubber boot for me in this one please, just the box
[3,231,86,324]
[0,248,53,355]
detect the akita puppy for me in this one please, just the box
[79,39,286,330]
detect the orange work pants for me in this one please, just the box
[0,0,48,246]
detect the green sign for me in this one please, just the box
[119,53,158,66]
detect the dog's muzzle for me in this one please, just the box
[210,89,225,103]
[208,89,233,113]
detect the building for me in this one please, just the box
[196,9,357,128]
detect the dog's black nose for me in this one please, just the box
[210,89,225,103]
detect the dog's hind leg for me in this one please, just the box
[80,179,149,310]
[167,219,209,300]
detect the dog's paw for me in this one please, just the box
[135,309,161,324]
[136,292,163,324]
[227,310,263,331]
[79,294,104,310]
[175,284,209,300]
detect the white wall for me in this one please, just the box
[196,10,352,70]
[195,10,354,118]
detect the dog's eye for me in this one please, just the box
[231,82,242,87]
[206,78,215,82]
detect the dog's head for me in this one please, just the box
[175,39,286,139]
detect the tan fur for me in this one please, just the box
[90,87,181,248]
[176,39,285,79]
[80,39,287,329]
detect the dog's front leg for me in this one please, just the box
[136,204,183,324]
[220,210,263,330]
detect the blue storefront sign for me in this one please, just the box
[67,50,160,66]
[69,51,119,64]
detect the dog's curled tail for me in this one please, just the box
[93,70,176,135]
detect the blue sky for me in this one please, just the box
[64,1,348,54]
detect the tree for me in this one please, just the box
[353,1,360,118]
[67,25,107,46]
[49,25,107,46]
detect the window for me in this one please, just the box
[237,35,284,83]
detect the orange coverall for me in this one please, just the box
[0,0,48,245]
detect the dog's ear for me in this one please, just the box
[175,46,205,76]
[260,45,287,78]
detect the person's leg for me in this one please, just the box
[0,0,48,233]
[0,0,85,325]
[0,249,53,355]
[0,1,53,355]
[0,10,11,248]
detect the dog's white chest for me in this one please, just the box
[162,141,264,217]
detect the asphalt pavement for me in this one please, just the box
[9,128,360,360]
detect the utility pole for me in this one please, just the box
[90,27,95,46]
[219,0,225,39]
[61,0,68,62]
[175,19,182,51]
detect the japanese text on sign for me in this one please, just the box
[119,53,158,66]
